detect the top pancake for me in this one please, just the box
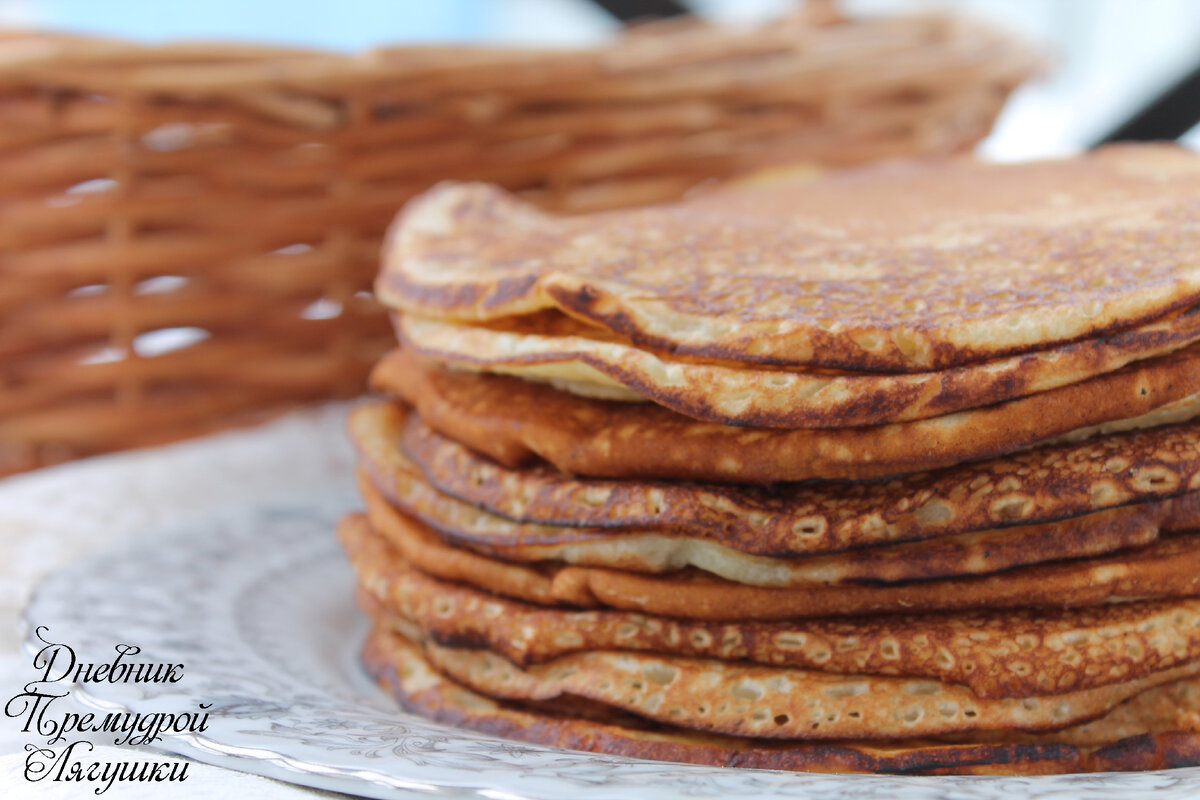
[378,144,1200,372]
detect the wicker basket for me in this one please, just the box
[0,5,1040,475]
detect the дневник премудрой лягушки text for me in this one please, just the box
[5,626,210,794]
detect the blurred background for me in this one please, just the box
[4,0,1200,159]
[4,0,1199,478]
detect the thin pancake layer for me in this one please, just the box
[378,145,1200,372]
[396,401,1200,554]
[372,348,1200,482]
[387,613,1200,740]
[342,514,1200,699]
[358,466,1168,586]
[397,303,1200,428]
[364,625,1200,775]
[355,503,1200,619]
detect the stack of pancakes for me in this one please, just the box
[342,144,1200,775]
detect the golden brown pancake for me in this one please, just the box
[363,587,1200,741]
[352,504,1200,619]
[342,514,1200,699]
[396,303,1200,428]
[363,625,1200,775]
[392,400,1200,554]
[372,348,1200,482]
[356,503,562,606]
[357,463,1171,587]
[403,624,1200,740]
[377,145,1200,372]
[562,542,1200,621]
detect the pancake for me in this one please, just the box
[354,503,1200,619]
[364,625,1200,775]
[355,503,563,606]
[377,145,1200,372]
[394,401,1200,554]
[358,466,1171,586]
[372,348,1200,482]
[342,514,1200,699]
[396,303,1200,428]
[562,539,1200,621]
[380,609,1200,740]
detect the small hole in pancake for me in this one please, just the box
[792,517,827,540]
[824,682,867,699]
[732,680,765,701]
[1133,467,1181,493]
[904,681,941,696]
[774,714,790,725]
[915,499,953,526]
[642,664,678,686]
[1089,481,1121,506]
[774,632,806,650]
[991,494,1034,521]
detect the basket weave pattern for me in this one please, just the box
[0,10,1038,475]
